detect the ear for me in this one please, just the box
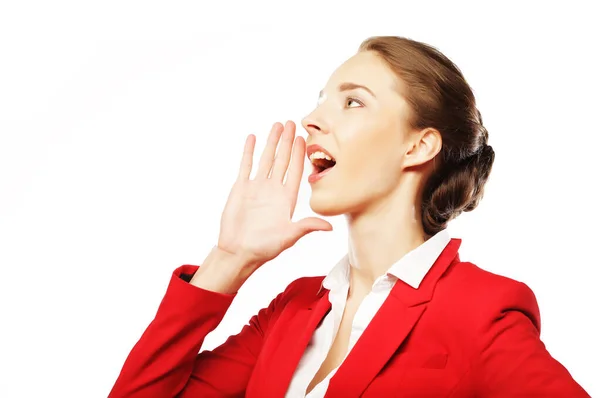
[403,128,442,169]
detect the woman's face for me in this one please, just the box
[302,50,421,217]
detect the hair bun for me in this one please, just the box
[422,142,495,234]
[464,143,494,211]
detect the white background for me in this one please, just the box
[1,1,598,396]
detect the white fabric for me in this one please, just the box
[284,229,452,397]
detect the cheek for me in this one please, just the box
[309,141,402,215]
[339,129,403,183]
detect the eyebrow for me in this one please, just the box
[319,82,377,100]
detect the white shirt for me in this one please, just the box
[284,229,452,398]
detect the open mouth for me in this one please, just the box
[309,151,337,175]
[306,145,337,183]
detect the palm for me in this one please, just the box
[220,179,294,258]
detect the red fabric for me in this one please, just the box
[109,239,590,397]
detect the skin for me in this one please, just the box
[301,50,444,300]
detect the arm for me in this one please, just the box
[108,264,289,398]
[108,122,330,397]
[471,281,589,397]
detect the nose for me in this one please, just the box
[301,115,326,136]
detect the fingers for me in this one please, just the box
[270,121,296,183]
[284,135,306,204]
[237,134,256,181]
[256,122,284,179]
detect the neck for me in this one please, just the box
[344,185,427,298]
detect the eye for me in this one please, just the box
[345,97,364,108]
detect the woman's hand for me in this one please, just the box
[217,121,333,270]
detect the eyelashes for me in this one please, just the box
[315,96,365,108]
[345,96,364,108]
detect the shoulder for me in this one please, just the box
[436,260,542,332]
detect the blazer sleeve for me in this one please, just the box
[470,280,590,397]
[108,264,289,398]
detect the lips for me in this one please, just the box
[306,144,337,184]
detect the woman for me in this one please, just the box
[109,36,589,397]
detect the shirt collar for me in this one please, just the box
[320,229,452,292]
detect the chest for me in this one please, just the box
[305,297,363,394]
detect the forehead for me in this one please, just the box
[324,51,400,97]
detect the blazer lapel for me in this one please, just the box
[324,238,462,397]
[259,286,333,398]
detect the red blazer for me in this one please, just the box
[109,238,589,397]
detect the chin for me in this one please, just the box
[308,190,348,217]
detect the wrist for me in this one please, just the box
[189,246,259,294]
[213,245,263,274]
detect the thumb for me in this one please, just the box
[290,217,333,241]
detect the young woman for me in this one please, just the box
[109,36,589,397]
